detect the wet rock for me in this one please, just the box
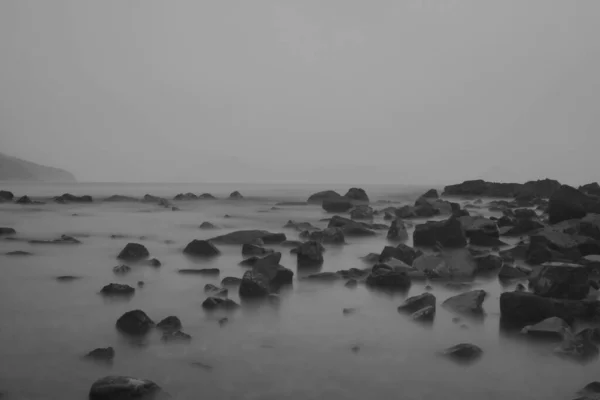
[500,244,528,262]
[445,282,473,291]
[521,316,569,339]
[239,253,293,297]
[433,248,478,279]
[576,382,600,400]
[343,307,356,315]
[173,192,198,201]
[530,262,589,300]
[229,191,243,199]
[0,227,16,236]
[5,250,33,256]
[239,256,260,267]
[117,243,149,261]
[421,189,439,199]
[361,253,381,263]
[469,231,508,247]
[56,275,81,282]
[100,283,135,296]
[442,290,487,315]
[218,317,229,326]
[281,240,304,247]
[199,222,217,229]
[345,279,358,288]
[183,239,220,257]
[204,284,228,297]
[296,240,324,267]
[350,205,374,220]
[459,216,500,238]
[221,277,242,286]
[515,283,527,292]
[161,330,192,342]
[242,243,273,256]
[199,193,216,199]
[104,195,139,202]
[16,195,34,204]
[580,182,600,196]
[380,244,422,266]
[156,316,183,332]
[85,347,115,361]
[116,310,154,336]
[89,375,164,400]
[441,343,483,363]
[387,219,408,241]
[344,188,369,203]
[498,264,530,280]
[307,190,343,203]
[555,328,599,362]
[202,297,239,310]
[576,328,600,343]
[284,220,318,232]
[398,293,436,314]
[29,234,82,245]
[210,230,286,245]
[412,305,436,321]
[54,193,93,203]
[310,227,346,244]
[413,217,467,248]
[502,218,545,236]
[113,265,131,275]
[366,266,411,289]
[475,254,503,271]
[322,199,353,213]
[0,190,14,201]
[178,268,220,276]
[549,185,600,224]
[137,281,144,288]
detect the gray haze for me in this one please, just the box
[1,0,599,185]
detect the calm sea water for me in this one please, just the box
[0,182,595,399]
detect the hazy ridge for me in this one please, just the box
[0,153,76,182]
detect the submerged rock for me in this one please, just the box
[345,279,358,288]
[296,241,324,267]
[54,193,93,203]
[100,283,135,296]
[173,192,198,201]
[16,195,34,204]
[412,306,436,321]
[104,195,139,202]
[307,190,343,203]
[413,217,467,248]
[116,310,154,336]
[204,284,228,297]
[229,191,243,199]
[183,240,220,257]
[199,193,216,199]
[530,262,589,300]
[85,347,115,361]
[344,188,369,203]
[380,244,422,266]
[498,264,529,280]
[5,250,33,256]
[117,243,149,261]
[177,268,220,275]
[366,266,411,289]
[242,243,273,256]
[441,343,483,363]
[199,222,217,229]
[239,252,293,298]
[221,277,242,286]
[56,275,81,282]
[156,316,182,332]
[210,230,286,245]
[113,265,131,275]
[387,219,408,241]
[29,235,82,245]
[89,375,164,400]
[350,205,374,220]
[398,293,436,314]
[161,330,192,342]
[521,317,569,339]
[202,297,239,310]
[0,227,16,236]
[442,290,486,315]
[322,199,353,213]
[146,258,161,267]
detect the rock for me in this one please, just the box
[56,275,81,282]
[442,290,486,315]
[475,254,503,271]
[284,220,318,232]
[322,199,353,213]
[395,205,417,219]
[515,283,526,292]
[104,195,139,202]
[441,343,483,363]
[5,250,33,256]
[54,193,93,203]
[361,253,381,263]
[469,231,508,247]
[521,316,569,339]
[555,328,599,362]
[204,284,228,297]
[154,316,182,333]
[117,243,149,261]
[380,244,422,266]
[242,243,273,256]
[580,182,600,196]
[310,227,346,244]
[100,283,135,296]
[199,222,217,229]
[221,277,242,286]
[239,270,270,297]
[307,190,343,203]
[305,272,340,281]
[177,268,220,276]
[344,188,369,203]
[387,219,408,241]
[198,193,216,199]
[137,281,144,288]
[502,218,545,236]
[113,265,131,275]
[498,264,530,280]
[443,179,521,197]
[366,266,411,289]
[89,376,164,400]
[530,262,589,299]
[239,253,293,297]
[445,282,473,291]
[202,297,239,310]
[576,382,600,400]
[218,318,229,326]
[459,216,500,238]
[500,244,528,262]
[343,307,356,315]
[398,293,436,314]
[350,205,374,220]
[421,189,439,199]
[16,195,33,204]
[548,185,600,224]
[161,330,192,342]
[0,190,14,201]
[210,230,286,245]
[229,191,243,199]
[296,241,324,267]
[29,234,82,245]
[281,240,304,247]
[434,248,478,279]
[345,279,358,288]
[173,192,198,200]
[183,240,220,257]
[116,310,154,336]
[0,227,16,236]
[413,217,467,248]
[85,347,115,361]
[576,327,600,343]
[412,305,436,321]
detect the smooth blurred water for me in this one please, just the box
[0,183,595,399]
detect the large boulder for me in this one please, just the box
[229,191,243,199]
[241,243,273,256]
[54,193,93,203]
[344,188,369,203]
[441,343,483,364]
[501,218,544,236]
[183,240,220,257]
[420,189,439,199]
[307,190,343,203]
[580,182,600,196]
[380,244,422,266]
[239,253,292,297]
[296,241,324,267]
[580,214,600,240]
[210,230,286,245]
[443,180,522,197]
[309,227,345,244]
[117,243,149,261]
[322,199,353,213]
[156,316,182,332]
[397,293,436,314]
[89,376,165,400]
[327,215,376,236]
[442,290,486,315]
[0,227,16,236]
[387,219,408,241]
[365,265,411,289]
[116,310,154,336]
[458,216,499,238]
[521,316,569,339]
[350,205,374,220]
[469,231,508,247]
[413,217,467,248]
[284,220,318,232]
[548,185,600,224]
[100,283,135,296]
[0,190,14,201]
[436,248,478,279]
[529,262,589,300]
[525,228,598,264]
[174,192,198,200]
[202,297,239,310]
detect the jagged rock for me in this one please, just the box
[387,219,408,241]
[85,347,115,361]
[178,268,220,275]
[413,217,467,248]
[475,254,503,271]
[89,376,164,399]
[221,277,242,286]
[199,222,217,229]
[366,265,411,289]
[350,205,374,220]
[202,297,239,310]
[242,243,273,256]
[156,316,182,332]
[210,230,286,245]
[441,343,483,363]
[100,283,135,296]
[16,195,34,204]
[183,240,220,257]
[322,199,353,213]
[530,262,589,299]
[344,188,369,203]
[0,227,16,236]
[117,243,149,261]
[239,256,260,267]
[498,264,530,280]
[174,192,198,200]
[521,316,569,339]
[442,290,486,315]
[380,244,422,266]
[116,310,154,336]
[296,241,324,267]
[548,185,600,224]
[113,265,131,274]
[421,189,439,199]
[398,293,436,314]
[54,193,93,203]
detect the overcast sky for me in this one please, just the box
[1,0,599,184]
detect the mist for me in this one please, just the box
[1,0,599,185]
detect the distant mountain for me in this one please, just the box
[0,153,76,182]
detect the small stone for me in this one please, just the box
[441,343,483,363]
[218,318,229,326]
[100,283,135,296]
[161,330,192,342]
[156,316,182,332]
[137,281,144,288]
[89,376,163,399]
[345,279,358,288]
[85,347,115,361]
[202,297,239,310]
[113,265,131,275]
[117,243,149,261]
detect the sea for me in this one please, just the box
[0,182,595,399]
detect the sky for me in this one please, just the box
[0,0,599,185]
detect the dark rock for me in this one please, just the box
[387,219,408,241]
[281,240,303,247]
[156,316,182,332]
[178,268,220,276]
[502,218,545,236]
[398,293,436,314]
[144,258,160,267]
[514,208,537,219]
[413,217,467,248]
[242,243,273,256]
[500,244,528,262]
[199,222,217,229]
[548,185,600,224]
[100,283,135,296]
[459,216,499,238]
[89,375,164,400]
[310,227,345,244]
[498,264,530,280]
[475,254,503,271]
[116,310,154,336]
[395,205,417,219]
[577,327,600,343]
[202,297,239,310]
[239,270,270,297]
[183,240,220,257]
[221,277,242,286]
[56,275,81,282]
[54,193,93,203]
[366,266,411,289]
[210,230,286,245]
[469,231,508,247]
[113,265,131,275]
[0,190,14,201]
[161,330,192,342]
[229,191,243,199]
[443,179,521,197]
[343,307,356,315]
[580,182,600,196]
[204,284,228,297]
[442,290,486,315]
[239,253,293,297]
[29,234,82,245]
[305,272,340,281]
[5,250,33,256]
[350,205,374,220]
[530,262,589,299]
[199,193,216,199]
[104,195,139,202]
[345,279,358,288]
[521,316,569,339]
[296,241,324,267]
[412,305,436,321]
[239,256,260,267]
[16,195,34,204]
[284,220,318,232]
[0,227,16,236]
[117,243,149,261]
[380,244,422,266]
[433,248,478,279]
[137,281,144,288]
[344,188,369,203]
[555,328,599,362]
[441,343,483,363]
[218,318,229,326]
[85,347,115,361]
[307,190,343,203]
[421,189,439,199]
[515,283,527,292]
[322,199,353,213]
[361,253,381,263]
[174,192,198,200]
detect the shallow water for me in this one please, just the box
[0,183,595,399]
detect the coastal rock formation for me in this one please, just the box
[0,190,14,201]
[242,243,273,256]
[350,205,374,220]
[156,316,182,332]
[229,191,243,199]
[380,244,422,266]
[529,262,589,299]
[116,310,154,336]
[117,243,149,261]
[322,199,353,213]
[202,297,239,310]
[296,241,325,267]
[174,193,197,200]
[210,230,286,245]
[442,290,486,315]
[387,219,408,241]
[307,190,343,203]
[366,264,411,289]
[0,227,16,236]
[88,376,164,400]
[85,347,115,361]
[398,293,436,314]
[54,193,93,203]
[104,195,139,202]
[413,217,467,248]
[344,188,369,203]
